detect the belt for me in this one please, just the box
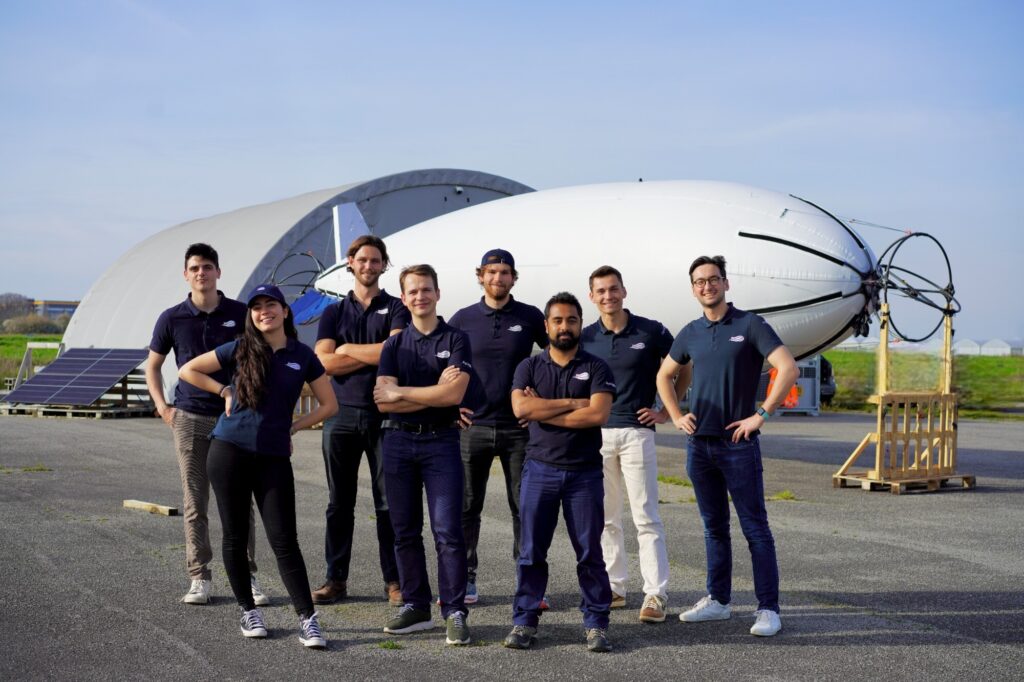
[382,420,457,435]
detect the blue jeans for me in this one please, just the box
[321,408,398,584]
[513,459,611,629]
[460,424,528,582]
[687,435,779,612]
[383,428,467,618]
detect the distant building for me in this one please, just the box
[34,300,79,319]
[953,339,981,356]
[980,339,1024,357]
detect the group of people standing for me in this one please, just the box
[145,235,798,652]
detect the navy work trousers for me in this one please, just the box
[383,427,467,618]
[513,459,611,629]
[687,435,780,612]
[321,407,398,585]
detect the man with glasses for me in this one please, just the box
[656,255,797,637]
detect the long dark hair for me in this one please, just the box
[233,302,297,409]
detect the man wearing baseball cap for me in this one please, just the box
[448,249,547,606]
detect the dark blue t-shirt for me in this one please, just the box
[668,304,783,438]
[377,320,473,426]
[511,349,617,471]
[149,292,247,416]
[210,338,325,457]
[449,296,547,427]
[581,311,674,429]
[315,289,410,410]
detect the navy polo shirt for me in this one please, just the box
[315,289,410,409]
[377,320,473,426]
[668,304,783,438]
[511,349,617,471]
[449,296,547,427]
[210,339,325,457]
[149,292,247,416]
[581,311,675,429]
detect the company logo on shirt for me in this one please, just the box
[285,362,301,370]
[461,360,473,369]
[436,350,451,359]
[508,324,523,332]
[729,335,745,343]
[572,371,590,381]
[376,308,389,315]
[605,381,617,389]
[630,342,645,350]
[222,320,236,328]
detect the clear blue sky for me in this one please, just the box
[1,1,1021,341]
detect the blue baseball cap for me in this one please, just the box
[481,248,515,269]
[245,283,287,307]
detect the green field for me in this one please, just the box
[825,349,1024,415]
[0,334,63,382]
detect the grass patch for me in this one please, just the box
[767,490,798,501]
[21,464,53,473]
[377,640,403,650]
[0,334,62,381]
[825,350,1024,413]
[657,474,692,487]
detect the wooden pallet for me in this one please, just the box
[833,472,977,495]
[0,403,154,419]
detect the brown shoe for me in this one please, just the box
[386,581,403,607]
[639,594,667,623]
[311,579,347,604]
[610,592,626,609]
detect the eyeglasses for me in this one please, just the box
[691,276,724,288]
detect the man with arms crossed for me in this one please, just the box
[312,235,409,606]
[582,265,675,623]
[145,243,264,606]
[374,264,473,645]
[656,255,797,637]
[449,248,547,605]
[504,292,616,653]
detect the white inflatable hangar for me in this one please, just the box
[63,168,533,401]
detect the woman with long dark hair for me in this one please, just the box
[180,284,338,648]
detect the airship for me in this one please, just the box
[313,180,879,359]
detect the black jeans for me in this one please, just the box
[460,424,528,583]
[207,438,314,617]
[321,407,398,584]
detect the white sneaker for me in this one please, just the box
[240,608,268,638]
[750,609,782,636]
[679,595,731,622]
[182,579,211,605]
[250,575,270,606]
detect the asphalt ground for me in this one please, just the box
[1,412,1022,681]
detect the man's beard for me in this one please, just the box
[550,332,579,351]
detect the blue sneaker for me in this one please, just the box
[465,582,479,605]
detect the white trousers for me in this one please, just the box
[600,427,669,600]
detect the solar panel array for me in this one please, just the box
[2,348,149,406]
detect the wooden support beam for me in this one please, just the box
[123,499,179,516]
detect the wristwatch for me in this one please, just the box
[756,406,772,420]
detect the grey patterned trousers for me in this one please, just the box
[172,409,258,580]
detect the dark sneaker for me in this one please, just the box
[299,611,327,649]
[384,605,435,634]
[311,579,347,604]
[503,625,538,650]
[464,581,479,605]
[385,581,403,607]
[610,592,626,609]
[586,627,612,653]
[240,608,267,638]
[445,611,471,645]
